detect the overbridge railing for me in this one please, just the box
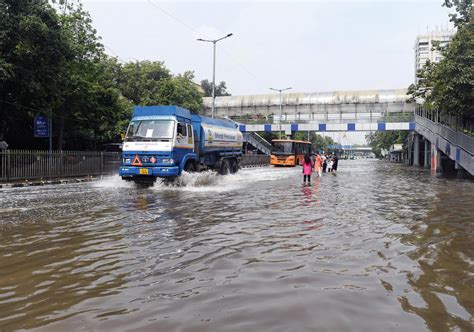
[0,150,121,182]
[415,109,474,155]
[416,108,473,137]
[231,113,414,125]
[243,132,272,155]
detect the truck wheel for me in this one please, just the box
[219,159,230,175]
[185,161,196,172]
[230,159,239,173]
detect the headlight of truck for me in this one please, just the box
[162,158,174,165]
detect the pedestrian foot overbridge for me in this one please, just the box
[203,88,415,125]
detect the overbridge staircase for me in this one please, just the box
[243,132,272,155]
[226,118,272,155]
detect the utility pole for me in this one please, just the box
[270,87,292,139]
[197,33,233,118]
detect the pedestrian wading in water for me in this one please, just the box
[314,153,323,177]
[302,153,314,183]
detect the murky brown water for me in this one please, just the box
[0,160,473,331]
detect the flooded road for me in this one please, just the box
[0,160,473,331]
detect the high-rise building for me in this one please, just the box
[414,29,454,82]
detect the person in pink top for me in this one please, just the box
[302,153,314,184]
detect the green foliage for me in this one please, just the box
[0,1,203,149]
[259,131,336,153]
[158,72,203,114]
[365,131,408,158]
[116,61,203,114]
[117,60,171,105]
[408,0,473,121]
[200,79,231,97]
[291,132,335,153]
[0,0,71,147]
[443,0,473,28]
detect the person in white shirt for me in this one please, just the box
[326,158,333,173]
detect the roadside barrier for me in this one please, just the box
[241,155,270,168]
[0,150,270,183]
[0,150,121,182]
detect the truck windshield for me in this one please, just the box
[125,120,174,141]
[272,142,294,155]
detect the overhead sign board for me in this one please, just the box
[328,144,353,149]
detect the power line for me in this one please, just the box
[146,0,262,84]
[104,44,139,63]
[0,99,120,127]
[147,0,204,37]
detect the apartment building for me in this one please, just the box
[414,29,454,81]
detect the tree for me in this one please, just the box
[200,79,231,97]
[293,132,335,153]
[0,1,204,150]
[117,60,171,105]
[157,72,204,114]
[0,0,71,148]
[408,0,473,121]
[443,0,472,28]
[365,131,408,158]
[116,61,203,114]
[54,2,129,150]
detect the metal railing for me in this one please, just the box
[415,116,474,156]
[0,150,121,182]
[416,107,474,137]
[243,132,272,155]
[416,108,474,155]
[234,113,414,125]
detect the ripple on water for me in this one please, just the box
[0,160,473,331]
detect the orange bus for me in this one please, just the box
[270,139,312,166]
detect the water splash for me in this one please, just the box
[93,175,136,189]
[148,167,296,193]
[93,167,299,193]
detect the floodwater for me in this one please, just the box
[0,160,473,331]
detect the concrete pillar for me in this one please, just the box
[423,140,430,169]
[406,133,413,165]
[437,149,443,173]
[413,134,420,167]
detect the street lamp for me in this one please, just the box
[270,87,292,139]
[197,33,233,118]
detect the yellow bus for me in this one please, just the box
[270,139,312,166]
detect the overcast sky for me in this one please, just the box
[82,0,453,96]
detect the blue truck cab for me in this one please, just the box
[119,106,242,184]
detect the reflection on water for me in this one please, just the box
[399,188,474,331]
[0,160,473,331]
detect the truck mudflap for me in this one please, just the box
[119,166,180,178]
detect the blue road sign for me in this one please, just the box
[34,115,49,138]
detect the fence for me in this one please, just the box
[416,107,474,138]
[241,155,270,167]
[0,150,121,182]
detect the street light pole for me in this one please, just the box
[270,87,292,139]
[197,33,233,118]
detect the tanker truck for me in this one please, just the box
[119,105,243,184]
